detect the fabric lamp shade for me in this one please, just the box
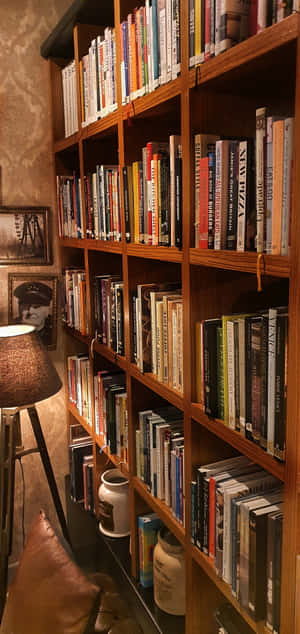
[0,325,62,408]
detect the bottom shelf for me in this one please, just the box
[66,476,185,634]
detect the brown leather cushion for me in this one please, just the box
[0,511,101,634]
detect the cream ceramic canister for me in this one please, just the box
[98,468,130,537]
[153,527,185,615]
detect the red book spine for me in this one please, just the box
[199,157,209,248]
[204,0,211,62]
[250,0,258,36]
[146,142,153,245]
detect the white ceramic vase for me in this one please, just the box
[98,468,130,538]
[153,527,185,615]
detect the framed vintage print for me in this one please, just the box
[8,274,58,350]
[0,206,51,265]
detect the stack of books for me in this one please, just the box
[132,282,183,392]
[67,354,92,425]
[136,406,184,523]
[138,512,163,587]
[79,28,118,126]
[84,165,121,241]
[69,424,94,510]
[196,306,288,461]
[94,370,127,460]
[120,0,181,104]
[189,0,293,68]
[61,59,79,137]
[194,112,294,255]
[94,275,125,355]
[191,455,283,625]
[62,268,88,336]
[56,174,84,239]
[123,135,182,247]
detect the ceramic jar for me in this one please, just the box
[98,468,130,538]
[153,527,185,615]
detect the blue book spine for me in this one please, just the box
[152,0,159,83]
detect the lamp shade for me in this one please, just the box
[0,325,62,408]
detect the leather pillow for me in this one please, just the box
[0,511,101,634]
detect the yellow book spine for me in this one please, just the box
[194,0,202,64]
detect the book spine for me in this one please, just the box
[199,157,209,248]
[267,309,276,455]
[208,151,215,248]
[256,106,267,253]
[226,141,239,250]
[271,119,284,255]
[265,116,273,254]
[281,117,294,255]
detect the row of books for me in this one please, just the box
[188,0,293,68]
[57,166,122,241]
[196,306,288,461]
[191,455,283,627]
[80,28,117,127]
[120,0,181,105]
[194,112,294,255]
[67,354,92,424]
[123,136,182,246]
[138,512,162,587]
[61,60,79,138]
[69,430,94,511]
[132,282,183,392]
[62,268,88,335]
[84,166,121,241]
[94,370,128,460]
[94,275,125,355]
[57,174,84,239]
[136,406,185,524]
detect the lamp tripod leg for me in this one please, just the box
[0,411,18,622]
[27,406,71,546]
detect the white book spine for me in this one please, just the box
[164,438,170,505]
[150,293,157,373]
[238,319,246,435]
[266,117,273,254]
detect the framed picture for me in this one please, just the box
[0,206,51,265]
[8,274,58,350]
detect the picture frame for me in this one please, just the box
[0,206,51,265]
[8,274,58,350]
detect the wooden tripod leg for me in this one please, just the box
[27,406,71,546]
[0,411,17,621]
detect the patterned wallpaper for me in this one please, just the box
[0,0,73,563]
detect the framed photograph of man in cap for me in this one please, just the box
[8,274,58,349]
[0,206,51,265]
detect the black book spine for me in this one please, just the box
[274,314,288,461]
[245,316,253,441]
[160,156,170,246]
[204,321,220,417]
[196,469,204,550]
[226,140,239,250]
[175,151,182,247]
[105,169,110,240]
[132,295,137,364]
[202,477,210,555]
[123,167,131,242]
[249,512,268,621]
[251,317,262,446]
[233,320,240,431]
[260,315,269,450]
[116,286,124,356]
[107,388,117,454]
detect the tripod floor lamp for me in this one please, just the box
[0,324,71,620]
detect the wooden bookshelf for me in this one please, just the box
[43,3,300,632]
